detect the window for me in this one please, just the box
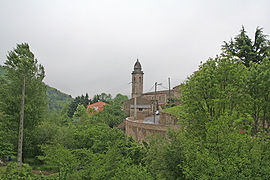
[139,108,143,111]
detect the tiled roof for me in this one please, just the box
[87,101,107,112]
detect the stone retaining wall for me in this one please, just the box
[125,117,179,143]
[159,111,178,125]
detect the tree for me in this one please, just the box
[73,104,89,122]
[247,58,270,134]
[222,26,270,67]
[256,58,270,130]
[0,113,14,160]
[113,93,128,104]
[67,93,90,117]
[0,43,47,168]
[89,102,127,127]
[92,93,113,104]
[181,114,270,179]
[38,144,79,178]
[180,55,249,136]
[145,132,185,179]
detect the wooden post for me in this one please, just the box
[18,76,25,170]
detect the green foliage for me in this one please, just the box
[145,115,270,179]
[163,105,184,120]
[76,144,150,180]
[181,55,249,136]
[112,164,153,180]
[0,43,47,159]
[0,65,7,79]
[66,123,125,151]
[145,132,185,179]
[36,126,148,179]
[38,144,79,174]
[46,86,73,112]
[36,104,146,179]
[147,28,270,179]
[67,94,90,118]
[92,93,113,104]
[113,93,128,104]
[181,114,270,179]
[0,113,14,159]
[222,26,270,67]
[89,102,127,127]
[73,104,88,122]
[1,162,36,179]
[0,132,14,158]
[246,59,270,133]
[33,121,59,148]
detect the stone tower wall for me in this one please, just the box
[132,73,143,98]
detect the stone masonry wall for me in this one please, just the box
[125,117,179,143]
[159,111,179,126]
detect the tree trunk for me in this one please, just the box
[17,76,25,170]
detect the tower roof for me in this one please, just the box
[134,59,142,70]
[133,59,143,75]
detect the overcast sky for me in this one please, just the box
[0,0,269,98]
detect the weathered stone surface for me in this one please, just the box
[159,111,178,126]
[125,117,179,143]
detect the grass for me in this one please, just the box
[0,166,7,174]
[163,105,183,119]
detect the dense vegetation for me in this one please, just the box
[46,86,73,112]
[1,27,270,179]
[0,65,7,78]
[66,92,128,118]
[147,27,270,179]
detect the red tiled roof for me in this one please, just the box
[87,101,107,112]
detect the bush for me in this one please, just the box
[2,162,36,179]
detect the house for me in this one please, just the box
[87,101,107,114]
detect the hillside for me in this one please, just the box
[46,86,73,112]
[0,65,73,112]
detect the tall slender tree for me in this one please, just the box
[2,43,46,169]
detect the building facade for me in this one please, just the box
[123,60,181,120]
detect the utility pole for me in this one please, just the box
[18,76,25,170]
[168,77,171,98]
[154,82,157,124]
[134,78,137,120]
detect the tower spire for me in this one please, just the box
[132,59,144,98]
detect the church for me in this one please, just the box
[123,59,181,120]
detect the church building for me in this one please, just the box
[123,59,181,120]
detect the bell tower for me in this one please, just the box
[132,59,144,98]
